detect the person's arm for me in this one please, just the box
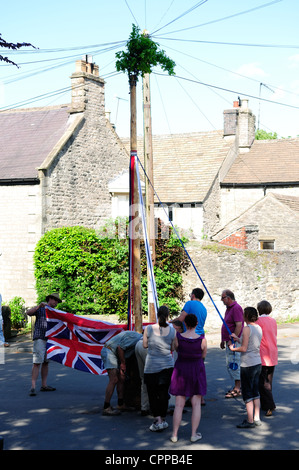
[116,346,126,375]
[230,326,249,352]
[172,334,178,352]
[26,302,46,316]
[234,321,243,338]
[170,310,187,324]
[201,337,207,359]
[231,332,241,343]
[143,326,148,348]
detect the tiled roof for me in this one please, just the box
[123,130,231,203]
[0,105,72,180]
[222,138,299,184]
[272,193,299,213]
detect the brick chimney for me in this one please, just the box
[223,106,238,138]
[223,99,256,151]
[70,56,105,116]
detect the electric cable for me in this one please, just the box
[153,72,299,111]
[151,0,282,36]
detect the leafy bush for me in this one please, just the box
[34,220,190,321]
[8,296,26,329]
[255,129,277,140]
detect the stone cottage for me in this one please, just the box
[122,99,299,250]
[0,58,129,305]
[209,100,299,251]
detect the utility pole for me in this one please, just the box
[143,72,156,323]
[115,24,175,332]
[129,75,143,333]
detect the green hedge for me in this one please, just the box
[8,296,26,329]
[34,219,190,321]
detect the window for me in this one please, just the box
[259,240,275,250]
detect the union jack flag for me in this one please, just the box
[45,307,127,375]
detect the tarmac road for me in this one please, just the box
[0,322,298,455]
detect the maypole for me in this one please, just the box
[143,71,156,323]
[116,25,175,333]
[129,73,142,333]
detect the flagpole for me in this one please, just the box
[129,75,142,334]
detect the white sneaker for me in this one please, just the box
[149,420,168,431]
[149,422,162,431]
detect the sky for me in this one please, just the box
[1,0,299,139]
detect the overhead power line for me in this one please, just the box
[153,72,299,111]
[160,42,299,100]
[151,0,208,35]
[2,45,124,85]
[152,36,299,49]
[2,69,299,115]
[3,40,127,56]
[124,0,141,29]
[0,85,73,111]
[150,0,282,36]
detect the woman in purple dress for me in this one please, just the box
[169,314,207,443]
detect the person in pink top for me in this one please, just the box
[256,300,278,417]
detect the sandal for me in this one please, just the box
[40,386,56,392]
[102,407,121,416]
[225,389,242,398]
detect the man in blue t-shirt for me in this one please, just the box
[171,288,207,335]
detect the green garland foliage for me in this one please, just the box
[115,24,175,81]
[34,220,190,321]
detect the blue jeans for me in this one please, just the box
[225,344,241,381]
[241,364,262,403]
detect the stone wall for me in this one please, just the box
[0,184,41,306]
[181,241,299,332]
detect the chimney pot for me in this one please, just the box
[70,59,104,114]
[241,99,249,110]
[75,58,99,77]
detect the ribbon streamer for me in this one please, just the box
[127,152,159,330]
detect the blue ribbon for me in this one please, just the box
[127,152,159,329]
[135,156,159,318]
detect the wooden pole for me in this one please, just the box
[130,75,142,333]
[143,73,156,323]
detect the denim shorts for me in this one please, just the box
[101,346,118,370]
[241,363,262,403]
[226,344,241,381]
[33,339,49,364]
